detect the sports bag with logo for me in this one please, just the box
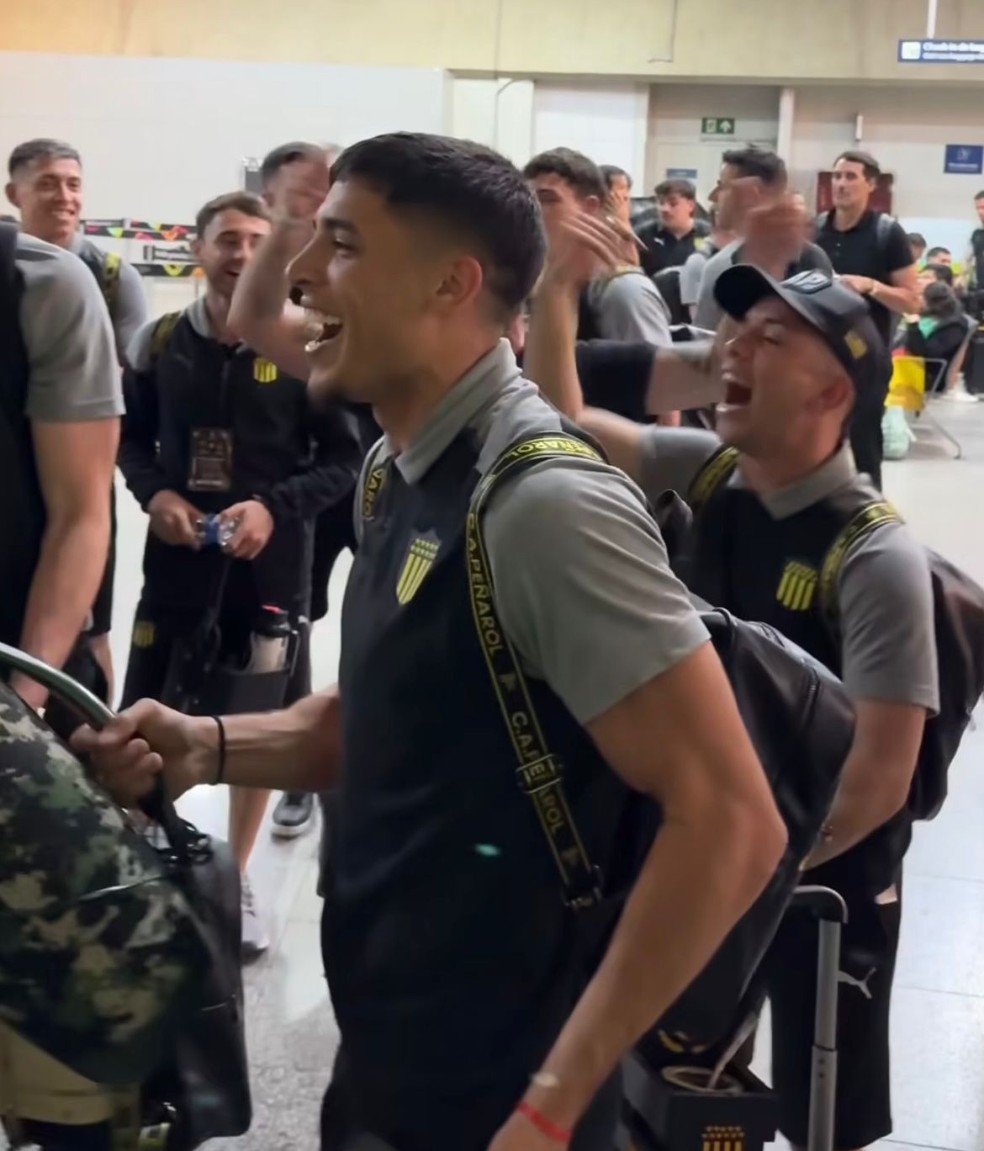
[465,435,853,1047]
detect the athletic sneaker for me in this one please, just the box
[240,876,270,958]
[272,791,315,839]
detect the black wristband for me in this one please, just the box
[212,715,227,786]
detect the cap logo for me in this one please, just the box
[785,270,833,294]
[844,329,868,360]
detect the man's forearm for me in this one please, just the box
[525,282,584,418]
[196,688,341,794]
[17,511,110,673]
[872,280,921,316]
[528,812,782,1128]
[229,219,312,333]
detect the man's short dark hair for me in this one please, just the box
[522,148,607,202]
[655,178,696,201]
[720,147,787,189]
[8,139,81,179]
[195,191,270,238]
[976,190,984,202]
[834,150,881,181]
[926,245,951,260]
[259,141,328,187]
[925,262,954,286]
[600,164,631,192]
[907,232,927,249]
[334,132,543,318]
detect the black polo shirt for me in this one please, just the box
[815,211,913,346]
[637,224,699,277]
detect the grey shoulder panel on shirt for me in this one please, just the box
[589,271,672,347]
[16,234,123,423]
[637,424,721,507]
[693,241,738,330]
[125,314,166,373]
[835,519,939,712]
[481,454,709,723]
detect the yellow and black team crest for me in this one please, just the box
[131,620,156,649]
[776,559,818,612]
[396,533,440,605]
[253,357,279,384]
[702,1124,745,1151]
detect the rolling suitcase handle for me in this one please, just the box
[789,885,848,1151]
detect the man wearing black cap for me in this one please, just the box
[527,216,938,1151]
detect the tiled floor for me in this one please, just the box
[11,398,984,1149]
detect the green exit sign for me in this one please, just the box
[702,116,736,136]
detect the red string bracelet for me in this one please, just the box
[516,1101,571,1145]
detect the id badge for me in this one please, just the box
[188,428,233,492]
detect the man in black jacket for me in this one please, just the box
[118,190,361,956]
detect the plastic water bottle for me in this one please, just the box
[245,606,292,673]
[197,514,239,549]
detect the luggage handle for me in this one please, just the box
[0,640,201,864]
[790,884,848,924]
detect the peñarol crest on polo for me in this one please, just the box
[776,559,818,612]
[396,532,441,605]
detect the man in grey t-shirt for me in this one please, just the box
[2,229,122,708]
[694,146,832,331]
[6,138,148,696]
[528,232,937,1151]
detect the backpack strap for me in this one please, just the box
[818,499,903,618]
[874,211,896,258]
[358,439,390,523]
[687,444,740,513]
[148,311,181,365]
[101,251,121,317]
[468,432,605,909]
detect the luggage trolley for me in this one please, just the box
[619,886,848,1151]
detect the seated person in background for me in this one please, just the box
[925,244,952,268]
[918,262,954,290]
[902,281,977,403]
[523,148,672,348]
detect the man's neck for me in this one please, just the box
[665,221,693,241]
[736,442,842,496]
[22,219,74,250]
[832,203,868,232]
[204,289,237,345]
[374,338,500,455]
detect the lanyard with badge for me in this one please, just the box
[187,349,240,493]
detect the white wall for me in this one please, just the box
[0,53,450,225]
[532,83,650,187]
[646,83,781,202]
[791,86,984,227]
[450,77,535,164]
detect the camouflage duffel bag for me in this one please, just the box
[0,677,210,1089]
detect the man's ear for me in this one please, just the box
[191,237,204,262]
[5,182,21,210]
[583,194,602,215]
[435,253,484,311]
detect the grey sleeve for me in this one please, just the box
[484,459,710,725]
[637,425,721,506]
[594,274,673,347]
[112,261,150,360]
[678,252,706,308]
[19,246,123,423]
[693,248,729,331]
[124,315,162,373]
[837,522,939,713]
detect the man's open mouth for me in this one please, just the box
[722,374,752,407]
[304,308,344,353]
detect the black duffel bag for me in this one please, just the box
[466,437,853,1051]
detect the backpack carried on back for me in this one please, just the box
[463,433,854,1049]
[695,445,984,820]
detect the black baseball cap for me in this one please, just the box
[714,266,889,398]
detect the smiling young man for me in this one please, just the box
[7,138,150,701]
[78,133,786,1151]
[117,190,360,955]
[526,210,938,1151]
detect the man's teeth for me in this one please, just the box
[303,310,343,352]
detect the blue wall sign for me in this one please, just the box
[665,168,698,181]
[944,144,984,175]
[899,39,984,64]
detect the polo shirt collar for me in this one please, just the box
[735,443,859,519]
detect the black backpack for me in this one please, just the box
[464,434,854,1048]
[699,446,984,821]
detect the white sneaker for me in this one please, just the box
[941,381,979,402]
[240,876,270,958]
